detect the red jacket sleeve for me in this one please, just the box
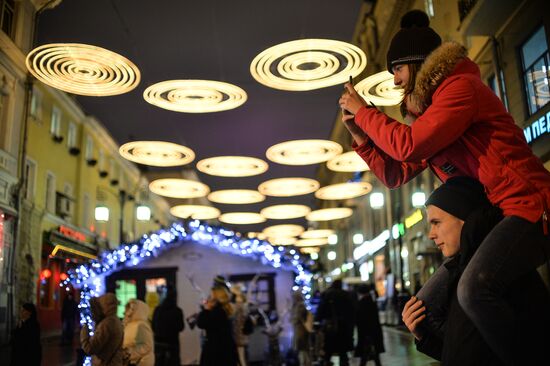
[354,76,478,163]
[353,139,427,189]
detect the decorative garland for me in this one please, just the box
[61,219,313,366]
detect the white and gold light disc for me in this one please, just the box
[219,212,266,225]
[268,237,298,246]
[143,80,247,113]
[260,204,311,220]
[263,224,305,238]
[26,43,140,96]
[355,71,404,106]
[149,178,209,199]
[315,182,373,200]
[258,177,320,197]
[306,207,353,222]
[300,229,335,239]
[170,205,220,220]
[266,139,343,166]
[250,39,367,91]
[208,189,265,204]
[197,156,268,177]
[300,247,321,254]
[295,238,329,247]
[247,232,267,240]
[327,151,370,172]
[119,141,195,167]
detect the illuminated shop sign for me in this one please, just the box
[523,111,550,144]
[353,229,390,260]
[58,225,86,242]
[405,209,423,229]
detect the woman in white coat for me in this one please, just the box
[123,299,155,366]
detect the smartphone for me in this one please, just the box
[342,75,353,116]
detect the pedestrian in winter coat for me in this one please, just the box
[152,286,184,366]
[355,284,384,366]
[339,9,550,365]
[80,293,124,366]
[315,279,355,366]
[123,299,155,366]
[61,292,79,345]
[403,177,550,365]
[291,291,312,366]
[10,303,41,366]
[197,286,238,366]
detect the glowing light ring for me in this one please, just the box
[250,39,367,91]
[306,207,353,222]
[355,71,404,106]
[219,212,266,225]
[197,156,268,177]
[119,141,195,167]
[327,151,370,172]
[315,182,373,200]
[263,224,305,238]
[149,178,209,198]
[208,189,265,204]
[258,177,320,197]
[26,43,140,96]
[260,204,311,220]
[300,229,335,239]
[266,139,343,166]
[170,205,220,220]
[268,237,298,246]
[300,247,321,254]
[143,80,247,113]
[295,238,329,247]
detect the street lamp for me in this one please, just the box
[136,205,151,221]
[95,206,109,221]
[328,234,338,245]
[352,233,364,245]
[412,191,426,208]
[327,251,337,261]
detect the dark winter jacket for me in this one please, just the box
[197,303,238,366]
[353,41,550,224]
[10,316,41,366]
[355,294,385,356]
[152,296,184,347]
[315,286,355,353]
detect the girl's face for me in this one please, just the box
[20,307,31,321]
[392,64,410,88]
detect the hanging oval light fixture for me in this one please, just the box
[119,141,195,167]
[263,224,304,238]
[306,207,353,222]
[26,43,140,96]
[295,238,329,247]
[300,229,335,239]
[266,139,342,166]
[355,71,404,106]
[327,151,370,172]
[219,212,266,225]
[170,205,220,220]
[260,204,311,220]
[197,156,268,177]
[315,182,373,200]
[258,177,320,197]
[208,189,266,204]
[149,178,209,198]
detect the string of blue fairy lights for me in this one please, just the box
[60,219,313,366]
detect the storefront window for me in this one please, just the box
[145,278,167,320]
[115,279,137,318]
[521,25,550,115]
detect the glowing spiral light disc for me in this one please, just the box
[306,207,353,222]
[250,39,367,91]
[25,43,140,96]
[219,212,266,225]
[170,205,220,220]
[295,238,329,247]
[263,224,304,238]
[327,151,370,172]
[143,80,247,113]
[197,156,268,177]
[119,141,195,167]
[315,182,373,200]
[149,178,209,198]
[207,189,265,204]
[260,204,311,220]
[266,139,343,165]
[268,237,298,246]
[300,229,335,239]
[258,177,320,197]
[355,71,404,106]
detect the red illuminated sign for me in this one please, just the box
[59,225,86,242]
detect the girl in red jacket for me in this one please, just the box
[339,10,550,365]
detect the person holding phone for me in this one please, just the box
[339,9,550,365]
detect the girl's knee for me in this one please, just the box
[457,270,490,311]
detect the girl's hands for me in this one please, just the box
[402,296,426,340]
[339,83,367,119]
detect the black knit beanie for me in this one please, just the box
[386,9,442,73]
[425,177,490,221]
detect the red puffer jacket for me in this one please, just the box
[353,42,550,224]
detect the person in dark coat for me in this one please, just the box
[61,292,79,345]
[355,284,384,366]
[403,177,550,365]
[197,286,238,366]
[315,279,355,366]
[10,302,41,366]
[152,286,184,366]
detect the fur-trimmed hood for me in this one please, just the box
[411,41,468,114]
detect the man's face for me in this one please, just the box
[426,205,464,257]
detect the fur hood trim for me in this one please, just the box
[412,41,468,113]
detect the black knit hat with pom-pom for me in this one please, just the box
[386,9,442,73]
